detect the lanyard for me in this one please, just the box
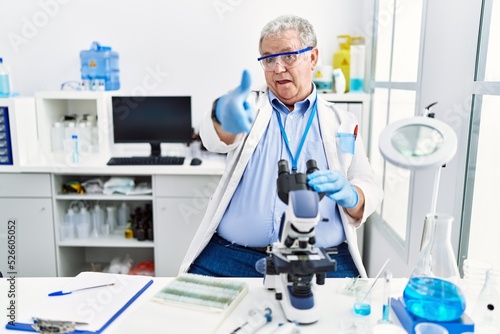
[274,98,317,172]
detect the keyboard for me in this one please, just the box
[107,156,185,166]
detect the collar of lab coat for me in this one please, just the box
[250,86,343,173]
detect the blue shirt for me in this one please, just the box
[217,86,345,248]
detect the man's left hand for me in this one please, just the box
[307,170,359,208]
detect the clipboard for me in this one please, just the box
[5,271,153,333]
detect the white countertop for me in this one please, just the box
[0,151,226,175]
[0,276,410,334]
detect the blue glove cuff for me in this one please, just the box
[346,185,359,209]
[214,96,224,124]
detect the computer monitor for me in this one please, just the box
[111,96,192,156]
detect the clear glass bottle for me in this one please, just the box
[403,213,466,322]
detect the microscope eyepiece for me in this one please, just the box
[278,159,290,175]
[306,160,319,174]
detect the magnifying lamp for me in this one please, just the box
[378,114,457,214]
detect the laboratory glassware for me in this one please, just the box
[471,268,500,331]
[379,270,393,323]
[403,213,466,322]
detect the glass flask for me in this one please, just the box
[403,213,466,322]
[471,269,500,331]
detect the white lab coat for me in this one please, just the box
[179,87,383,278]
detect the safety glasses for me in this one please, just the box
[257,47,312,72]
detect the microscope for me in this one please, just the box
[263,159,337,324]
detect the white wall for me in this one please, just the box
[0,0,365,130]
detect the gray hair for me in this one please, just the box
[259,15,317,54]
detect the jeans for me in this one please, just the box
[188,233,360,278]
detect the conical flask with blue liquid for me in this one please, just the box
[403,213,466,322]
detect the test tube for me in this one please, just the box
[379,270,393,323]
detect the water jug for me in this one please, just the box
[80,41,120,91]
[332,35,351,92]
[403,213,466,322]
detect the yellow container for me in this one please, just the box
[333,35,351,91]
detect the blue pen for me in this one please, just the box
[48,282,115,296]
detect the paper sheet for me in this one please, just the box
[28,272,152,333]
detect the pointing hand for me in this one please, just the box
[215,69,255,134]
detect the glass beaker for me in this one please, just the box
[403,213,466,322]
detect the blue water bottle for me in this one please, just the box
[0,58,11,97]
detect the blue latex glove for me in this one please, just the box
[215,69,255,134]
[307,170,359,208]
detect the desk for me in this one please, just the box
[0,276,409,334]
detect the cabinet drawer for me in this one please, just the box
[155,175,220,198]
[0,173,51,197]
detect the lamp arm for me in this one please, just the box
[430,167,442,215]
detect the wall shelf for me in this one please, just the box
[58,235,154,248]
[54,194,153,201]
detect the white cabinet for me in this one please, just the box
[52,174,155,277]
[0,173,56,277]
[34,91,112,163]
[50,173,221,277]
[154,175,220,276]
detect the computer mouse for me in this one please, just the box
[190,158,202,166]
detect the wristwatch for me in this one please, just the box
[211,98,221,125]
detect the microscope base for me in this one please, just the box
[271,273,320,325]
